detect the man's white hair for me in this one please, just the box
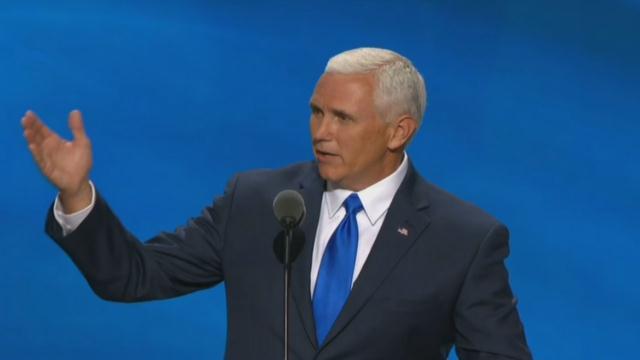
[325,47,427,127]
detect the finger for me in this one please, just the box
[68,110,88,141]
[22,113,44,162]
[23,128,37,144]
[22,117,44,146]
[27,143,42,161]
[21,111,43,143]
[22,120,47,146]
[22,110,42,131]
[27,142,47,171]
[21,110,36,129]
[23,110,55,143]
[33,113,54,139]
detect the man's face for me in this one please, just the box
[310,72,396,191]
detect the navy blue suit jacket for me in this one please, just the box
[46,161,531,359]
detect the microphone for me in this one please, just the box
[273,190,306,230]
[272,189,306,360]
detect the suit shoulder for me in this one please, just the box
[234,161,316,186]
[421,178,503,232]
[225,162,319,204]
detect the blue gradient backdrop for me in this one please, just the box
[2,1,638,359]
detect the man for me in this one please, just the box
[22,48,532,359]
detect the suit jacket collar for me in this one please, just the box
[290,160,432,352]
[291,163,324,349]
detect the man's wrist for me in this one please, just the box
[59,180,93,214]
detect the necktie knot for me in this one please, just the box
[344,193,363,216]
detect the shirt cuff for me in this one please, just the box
[53,181,96,236]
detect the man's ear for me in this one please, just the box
[387,115,418,151]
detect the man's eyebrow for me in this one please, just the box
[331,108,355,121]
[309,102,355,121]
[309,102,322,112]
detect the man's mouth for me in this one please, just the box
[315,149,338,161]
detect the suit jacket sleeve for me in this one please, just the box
[454,223,533,360]
[44,177,238,302]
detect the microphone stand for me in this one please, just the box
[283,228,292,360]
[273,189,305,360]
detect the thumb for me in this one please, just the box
[68,110,88,141]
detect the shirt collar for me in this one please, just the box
[324,153,409,225]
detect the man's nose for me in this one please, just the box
[312,117,335,141]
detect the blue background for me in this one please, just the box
[2,1,638,359]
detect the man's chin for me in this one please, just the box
[317,164,342,183]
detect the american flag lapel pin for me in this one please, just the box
[397,227,409,236]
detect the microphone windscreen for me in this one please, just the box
[273,190,306,228]
[272,228,306,265]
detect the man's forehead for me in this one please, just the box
[311,72,376,102]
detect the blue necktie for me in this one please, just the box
[313,193,364,345]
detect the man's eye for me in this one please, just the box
[337,114,352,122]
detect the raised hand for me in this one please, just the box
[22,110,94,213]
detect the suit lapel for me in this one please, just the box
[291,165,324,350]
[319,162,432,349]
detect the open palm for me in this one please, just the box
[22,110,93,196]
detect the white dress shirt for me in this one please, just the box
[309,154,408,296]
[53,180,96,237]
[53,155,409,297]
